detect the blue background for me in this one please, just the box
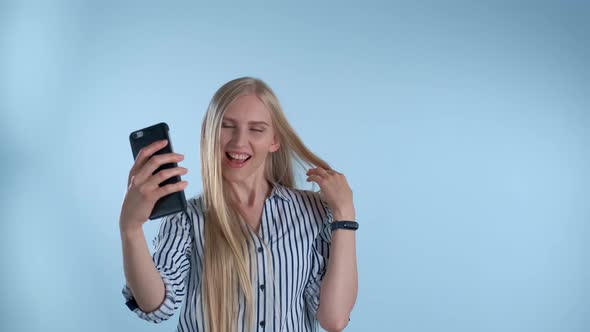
[1,1,588,331]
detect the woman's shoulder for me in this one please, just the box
[281,185,326,205]
[186,193,206,219]
[278,185,333,222]
[182,186,332,223]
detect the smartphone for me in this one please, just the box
[129,122,187,220]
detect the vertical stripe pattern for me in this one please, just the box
[122,183,334,331]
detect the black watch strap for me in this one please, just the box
[330,220,359,232]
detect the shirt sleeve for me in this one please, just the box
[121,210,193,323]
[303,195,333,318]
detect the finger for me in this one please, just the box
[134,152,185,185]
[130,140,168,180]
[145,166,189,189]
[329,170,344,177]
[155,180,189,199]
[307,167,326,175]
[306,174,325,184]
[313,167,331,178]
[128,175,135,190]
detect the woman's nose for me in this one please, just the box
[230,127,248,145]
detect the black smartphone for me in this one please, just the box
[129,122,187,220]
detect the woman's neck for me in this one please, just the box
[227,178,272,208]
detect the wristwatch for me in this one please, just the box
[330,220,359,232]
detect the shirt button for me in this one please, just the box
[257,247,262,253]
[259,284,265,291]
[260,321,265,327]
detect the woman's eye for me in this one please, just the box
[251,129,264,133]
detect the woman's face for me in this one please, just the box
[220,93,280,182]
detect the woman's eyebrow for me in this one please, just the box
[223,117,269,126]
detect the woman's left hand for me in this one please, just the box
[306,167,356,221]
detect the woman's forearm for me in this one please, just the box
[317,211,358,331]
[120,224,166,312]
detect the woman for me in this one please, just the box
[119,77,358,332]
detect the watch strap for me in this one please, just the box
[330,220,359,232]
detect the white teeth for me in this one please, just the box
[227,152,250,160]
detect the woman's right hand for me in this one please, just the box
[119,139,189,233]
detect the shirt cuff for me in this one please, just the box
[121,272,179,323]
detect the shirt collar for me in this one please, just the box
[269,182,292,202]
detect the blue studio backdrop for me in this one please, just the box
[1,1,588,331]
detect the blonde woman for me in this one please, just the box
[119,77,358,332]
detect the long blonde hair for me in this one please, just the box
[200,77,332,332]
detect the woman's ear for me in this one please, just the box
[270,142,280,153]
[270,135,280,153]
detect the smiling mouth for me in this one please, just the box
[225,152,252,163]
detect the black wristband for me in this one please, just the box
[330,220,359,232]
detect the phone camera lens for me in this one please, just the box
[134,131,144,139]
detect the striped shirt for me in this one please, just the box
[122,183,334,331]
